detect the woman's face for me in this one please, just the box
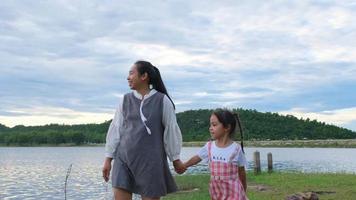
[127,65,148,90]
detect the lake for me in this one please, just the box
[1,147,356,199]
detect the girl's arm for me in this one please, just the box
[184,155,202,168]
[238,166,247,191]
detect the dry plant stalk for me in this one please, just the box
[64,164,73,200]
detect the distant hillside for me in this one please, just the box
[177,109,356,141]
[0,108,355,145]
[0,123,9,132]
[0,123,110,145]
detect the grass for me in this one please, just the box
[163,174,211,200]
[164,172,356,200]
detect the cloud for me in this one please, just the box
[279,107,356,129]
[0,0,355,130]
[0,106,114,127]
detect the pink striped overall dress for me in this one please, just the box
[208,141,248,200]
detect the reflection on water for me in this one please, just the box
[183,147,356,174]
[1,147,110,200]
[1,147,356,199]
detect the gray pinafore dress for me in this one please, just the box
[112,92,177,197]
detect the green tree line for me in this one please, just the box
[0,109,355,146]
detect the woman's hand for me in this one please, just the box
[102,158,112,182]
[173,159,186,174]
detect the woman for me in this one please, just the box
[102,60,185,200]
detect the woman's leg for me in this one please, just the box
[113,188,132,200]
[141,197,160,200]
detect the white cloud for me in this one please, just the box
[175,100,193,105]
[193,92,209,97]
[87,37,231,69]
[279,107,356,128]
[1,0,355,129]
[0,106,113,127]
[219,91,273,100]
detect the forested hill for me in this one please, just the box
[0,108,355,145]
[177,109,356,141]
[0,124,9,132]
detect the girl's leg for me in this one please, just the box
[141,196,160,200]
[113,188,132,200]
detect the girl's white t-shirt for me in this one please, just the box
[198,141,247,167]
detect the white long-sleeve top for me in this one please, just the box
[105,89,182,162]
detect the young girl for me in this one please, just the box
[184,109,248,200]
[102,60,185,200]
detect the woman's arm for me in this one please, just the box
[184,155,202,168]
[162,95,183,162]
[161,95,186,173]
[238,166,247,191]
[102,99,123,182]
[104,100,123,158]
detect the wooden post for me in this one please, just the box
[253,151,261,175]
[267,152,273,173]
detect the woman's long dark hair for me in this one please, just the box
[134,60,175,109]
[212,109,244,153]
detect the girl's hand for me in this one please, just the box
[238,166,247,191]
[173,159,186,174]
[102,158,112,182]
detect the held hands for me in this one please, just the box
[173,159,186,174]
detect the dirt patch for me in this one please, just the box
[286,191,336,200]
[248,184,272,192]
[286,192,319,200]
[313,191,336,195]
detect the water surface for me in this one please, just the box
[1,147,355,199]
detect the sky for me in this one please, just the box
[0,0,355,131]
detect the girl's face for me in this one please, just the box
[127,65,148,90]
[209,114,229,140]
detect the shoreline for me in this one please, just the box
[184,139,356,148]
[1,139,356,148]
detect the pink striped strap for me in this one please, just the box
[207,141,212,162]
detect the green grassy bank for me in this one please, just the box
[164,172,356,200]
[183,139,356,148]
